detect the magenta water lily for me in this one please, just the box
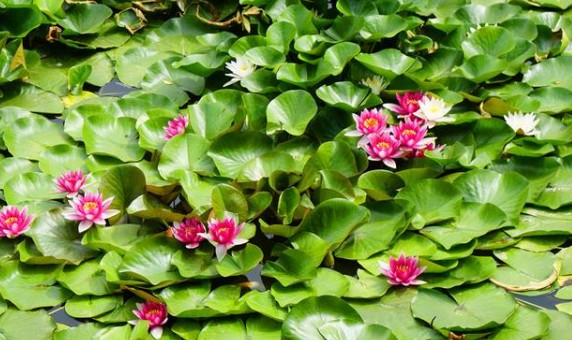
[198,214,248,261]
[131,301,168,339]
[379,253,427,286]
[62,192,120,233]
[0,206,33,238]
[55,170,89,197]
[163,114,189,140]
[170,217,206,249]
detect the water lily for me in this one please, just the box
[223,57,256,87]
[392,117,436,152]
[504,112,539,136]
[55,170,89,197]
[346,108,388,146]
[413,96,454,128]
[360,75,388,95]
[62,192,119,233]
[171,217,206,249]
[164,114,189,140]
[384,91,424,116]
[363,132,403,168]
[198,214,248,261]
[131,301,168,339]
[379,253,426,286]
[0,206,33,238]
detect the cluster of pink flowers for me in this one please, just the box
[56,170,119,233]
[347,92,450,168]
[0,206,33,238]
[170,213,247,261]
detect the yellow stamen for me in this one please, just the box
[4,217,17,225]
[403,129,416,136]
[83,202,98,211]
[363,118,379,128]
[377,141,390,149]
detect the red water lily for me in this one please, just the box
[131,301,168,339]
[0,206,33,238]
[384,91,424,116]
[171,217,206,249]
[62,192,119,233]
[379,253,426,286]
[198,214,248,261]
[55,170,89,197]
[164,114,189,140]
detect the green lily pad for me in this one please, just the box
[490,306,550,340]
[59,4,113,34]
[99,165,145,224]
[355,48,421,80]
[421,202,506,249]
[0,261,72,310]
[266,90,317,136]
[4,172,61,204]
[454,169,528,225]
[208,131,273,179]
[118,236,184,286]
[38,144,86,177]
[491,248,557,291]
[4,114,72,160]
[83,114,145,162]
[198,318,247,340]
[316,81,381,112]
[81,224,141,255]
[411,283,517,332]
[532,156,572,209]
[27,210,99,264]
[0,309,56,340]
[335,201,410,260]
[423,256,497,289]
[57,258,118,296]
[462,26,516,57]
[395,178,463,229]
[65,295,123,318]
[215,244,263,277]
[126,194,186,222]
[282,296,363,340]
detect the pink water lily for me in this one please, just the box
[0,206,33,238]
[62,192,119,233]
[171,217,206,249]
[379,253,426,286]
[346,108,388,146]
[55,170,89,197]
[130,301,168,339]
[363,132,404,168]
[383,91,424,116]
[164,114,189,140]
[392,117,436,152]
[198,214,247,261]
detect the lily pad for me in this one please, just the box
[411,283,517,332]
[491,248,557,291]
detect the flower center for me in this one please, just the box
[376,141,390,149]
[363,118,379,128]
[83,202,98,211]
[406,99,418,106]
[397,265,410,273]
[4,217,17,225]
[402,129,416,136]
[147,309,162,317]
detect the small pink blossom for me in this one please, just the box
[198,214,247,261]
[0,206,33,238]
[383,92,424,116]
[164,114,189,140]
[379,253,426,286]
[392,117,436,152]
[62,192,119,233]
[55,170,89,197]
[346,108,388,146]
[171,217,206,249]
[363,132,404,168]
[130,301,168,339]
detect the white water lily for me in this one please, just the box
[413,96,454,128]
[360,75,388,95]
[504,112,539,136]
[223,57,257,87]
